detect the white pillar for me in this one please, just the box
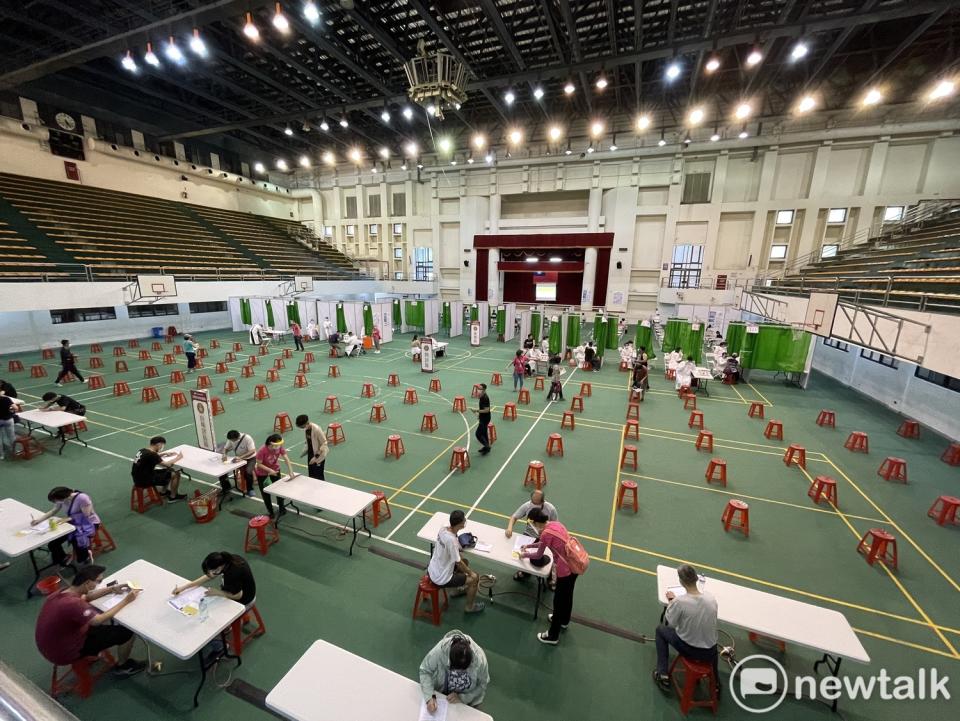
[487,248,500,304]
[309,189,324,236]
[582,247,598,310]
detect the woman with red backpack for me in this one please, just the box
[520,508,589,645]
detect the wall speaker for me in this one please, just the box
[616,261,622,269]
[464,260,470,268]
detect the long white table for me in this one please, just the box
[267,639,493,721]
[693,366,713,396]
[17,408,88,454]
[93,559,244,708]
[166,444,247,507]
[656,565,870,710]
[266,475,377,555]
[0,498,75,598]
[417,511,552,619]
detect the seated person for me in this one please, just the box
[426,510,484,613]
[172,551,256,607]
[522,334,535,350]
[249,322,264,346]
[31,486,100,567]
[419,631,490,711]
[675,355,696,390]
[328,330,344,357]
[131,435,185,501]
[619,341,637,366]
[35,564,146,677]
[218,429,257,498]
[665,347,684,371]
[344,331,363,357]
[410,335,421,359]
[653,564,719,693]
[40,391,86,416]
[632,362,649,400]
[585,342,600,371]
[305,319,319,341]
[572,344,586,366]
[540,336,550,353]
[723,353,741,384]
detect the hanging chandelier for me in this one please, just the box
[403,39,467,120]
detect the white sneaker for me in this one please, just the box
[56,383,63,387]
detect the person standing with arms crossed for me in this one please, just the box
[470,383,492,456]
[55,339,84,386]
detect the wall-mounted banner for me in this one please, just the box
[191,389,216,451]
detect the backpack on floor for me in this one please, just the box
[541,521,590,575]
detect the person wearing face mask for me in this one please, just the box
[131,435,185,501]
[171,551,257,607]
[254,433,297,519]
[419,631,490,712]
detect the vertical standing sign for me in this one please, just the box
[470,321,481,346]
[420,337,434,373]
[191,389,217,451]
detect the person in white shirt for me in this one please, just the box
[676,355,696,390]
[426,510,484,613]
[305,319,319,341]
[504,490,559,581]
[619,341,637,366]
[344,331,362,357]
[322,317,333,339]
[249,323,264,346]
[540,336,550,353]
[653,564,719,692]
[666,347,683,377]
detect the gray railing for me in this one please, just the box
[0,263,368,283]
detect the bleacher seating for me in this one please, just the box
[761,206,960,312]
[0,173,361,281]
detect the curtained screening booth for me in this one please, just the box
[593,315,607,359]
[634,321,657,359]
[725,322,747,356]
[371,302,394,343]
[737,324,814,386]
[547,315,562,355]
[565,312,581,348]
[605,316,619,350]
[469,303,490,338]
[229,297,246,332]
[662,318,705,363]
[500,303,517,343]
[392,299,403,332]
[441,302,453,337]
[449,301,464,337]
[423,300,440,335]
[516,309,531,345]
[530,307,544,342]
[404,300,425,333]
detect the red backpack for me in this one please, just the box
[541,521,590,575]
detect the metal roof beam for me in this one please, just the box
[479,0,526,70]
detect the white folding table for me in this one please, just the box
[0,498,75,598]
[92,559,245,708]
[267,639,493,721]
[656,564,870,711]
[17,408,88,454]
[165,444,247,507]
[266,475,377,555]
[692,367,713,396]
[434,340,449,357]
[417,511,552,619]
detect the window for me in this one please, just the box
[823,338,848,352]
[883,206,904,222]
[392,223,403,235]
[414,246,434,281]
[681,173,711,204]
[394,271,404,280]
[188,301,227,314]
[860,349,899,368]
[323,225,333,237]
[827,208,847,224]
[393,247,403,259]
[368,195,381,217]
[821,244,839,259]
[50,306,117,324]
[915,367,960,392]
[128,303,179,318]
[392,192,406,216]
[346,224,356,237]
[345,196,357,218]
[668,244,703,288]
[775,209,795,225]
[369,224,379,236]
[770,244,788,260]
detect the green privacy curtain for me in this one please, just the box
[286,302,300,325]
[392,299,402,327]
[531,312,542,341]
[662,318,684,352]
[662,319,704,363]
[548,316,562,355]
[405,300,424,327]
[335,303,347,332]
[566,314,581,347]
[239,298,252,324]
[441,302,452,331]
[496,307,506,335]
[726,322,747,357]
[605,317,619,349]
[634,324,656,359]
[362,303,374,336]
[593,319,607,357]
[740,326,811,372]
[266,301,275,327]
[470,304,479,322]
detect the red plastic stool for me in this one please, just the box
[327,423,346,445]
[297,361,310,374]
[404,388,419,404]
[387,373,400,387]
[90,343,103,353]
[211,340,221,349]
[421,413,438,432]
[249,355,259,366]
[170,391,187,409]
[581,361,592,371]
[682,393,697,410]
[518,389,531,405]
[225,352,237,363]
[87,375,105,390]
[198,349,210,360]
[705,458,727,486]
[450,447,470,473]
[856,528,898,569]
[324,395,340,413]
[472,383,484,397]
[163,353,175,365]
[626,402,640,421]
[294,373,308,387]
[141,386,160,403]
[216,361,229,374]
[664,368,676,380]
[114,360,128,373]
[332,347,341,358]
[170,369,185,383]
[721,500,750,536]
[570,395,584,412]
[233,342,243,352]
[113,381,131,397]
[897,419,920,439]
[669,655,718,715]
[211,397,225,416]
[254,384,271,400]
[561,411,575,430]
[50,651,116,699]
[534,376,545,391]
[13,435,44,459]
[784,444,806,469]
[844,432,869,453]
[304,352,315,363]
[173,345,184,355]
[816,410,836,428]
[620,445,638,471]
[224,378,239,394]
[487,424,497,444]
[617,480,639,512]
[129,339,140,348]
[196,374,212,389]
[258,345,268,356]
[244,515,279,555]
[138,350,150,361]
[491,372,502,386]
[878,457,907,483]
[524,461,547,489]
[385,434,405,459]
[88,357,103,369]
[113,347,126,357]
[370,403,387,423]
[361,382,376,398]
[274,413,293,433]
[90,524,117,556]
[366,491,393,527]
[808,476,838,506]
[328,365,340,377]
[695,430,713,452]
[546,433,564,457]
[927,496,960,526]
[764,420,783,440]
[229,604,266,656]
[452,396,466,412]
[579,382,592,397]
[624,419,640,439]
[413,574,448,625]
[273,358,285,369]
[941,443,960,466]
[30,365,47,378]
[748,401,765,419]
[688,411,704,430]
[430,378,442,392]
[8,359,24,372]
[503,402,517,420]
[41,348,55,360]
[130,486,164,513]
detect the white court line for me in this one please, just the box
[87,422,193,442]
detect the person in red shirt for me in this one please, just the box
[254,433,298,519]
[290,321,304,352]
[372,325,382,354]
[521,509,579,645]
[35,564,146,676]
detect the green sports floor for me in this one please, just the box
[1,329,958,720]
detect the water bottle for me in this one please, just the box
[198,596,209,623]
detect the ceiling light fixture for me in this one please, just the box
[319,117,329,131]
[564,140,572,156]
[586,144,594,154]
[164,37,184,63]
[549,256,562,262]
[243,12,259,40]
[862,87,883,106]
[189,29,207,57]
[609,133,618,151]
[144,42,160,67]
[400,162,408,170]
[380,107,390,123]
[472,133,486,149]
[665,61,681,81]
[378,147,390,159]
[797,94,816,113]
[438,137,453,153]
[590,120,605,137]
[402,106,414,120]
[417,161,424,169]
[533,86,544,100]
[322,151,335,166]
[485,152,494,164]
[687,107,705,125]
[548,125,562,142]
[790,42,808,61]
[734,102,752,120]
[504,89,516,106]
[746,48,763,67]
[254,161,266,173]
[595,74,608,90]
[426,103,437,116]
[303,1,320,24]
[636,114,651,131]
[121,50,138,72]
[272,3,290,32]
[928,79,956,101]
[283,126,293,136]
[348,147,362,164]
[339,116,349,128]
[508,128,523,145]
[467,154,474,164]
[657,129,666,147]
[563,81,575,95]
[299,155,310,168]
[705,56,720,73]
[525,257,538,263]
[710,129,720,142]
[404,141,418,157]
[683,134,692,145]
[738,125,749,139]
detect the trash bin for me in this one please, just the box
[151,326,164,338]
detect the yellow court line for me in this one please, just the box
[604,371,632,561]
[852,627,960,661]
[384,421,473,504]
[727,381,750,405]
[746,382,773,407]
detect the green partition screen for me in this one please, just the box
[566,314,581,347]
[634,324,656,359]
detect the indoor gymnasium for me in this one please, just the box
[0,2,958,721]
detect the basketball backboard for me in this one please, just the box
[124,274,178,305]
[803,292,839,337]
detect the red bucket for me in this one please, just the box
[36,575,62,595]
